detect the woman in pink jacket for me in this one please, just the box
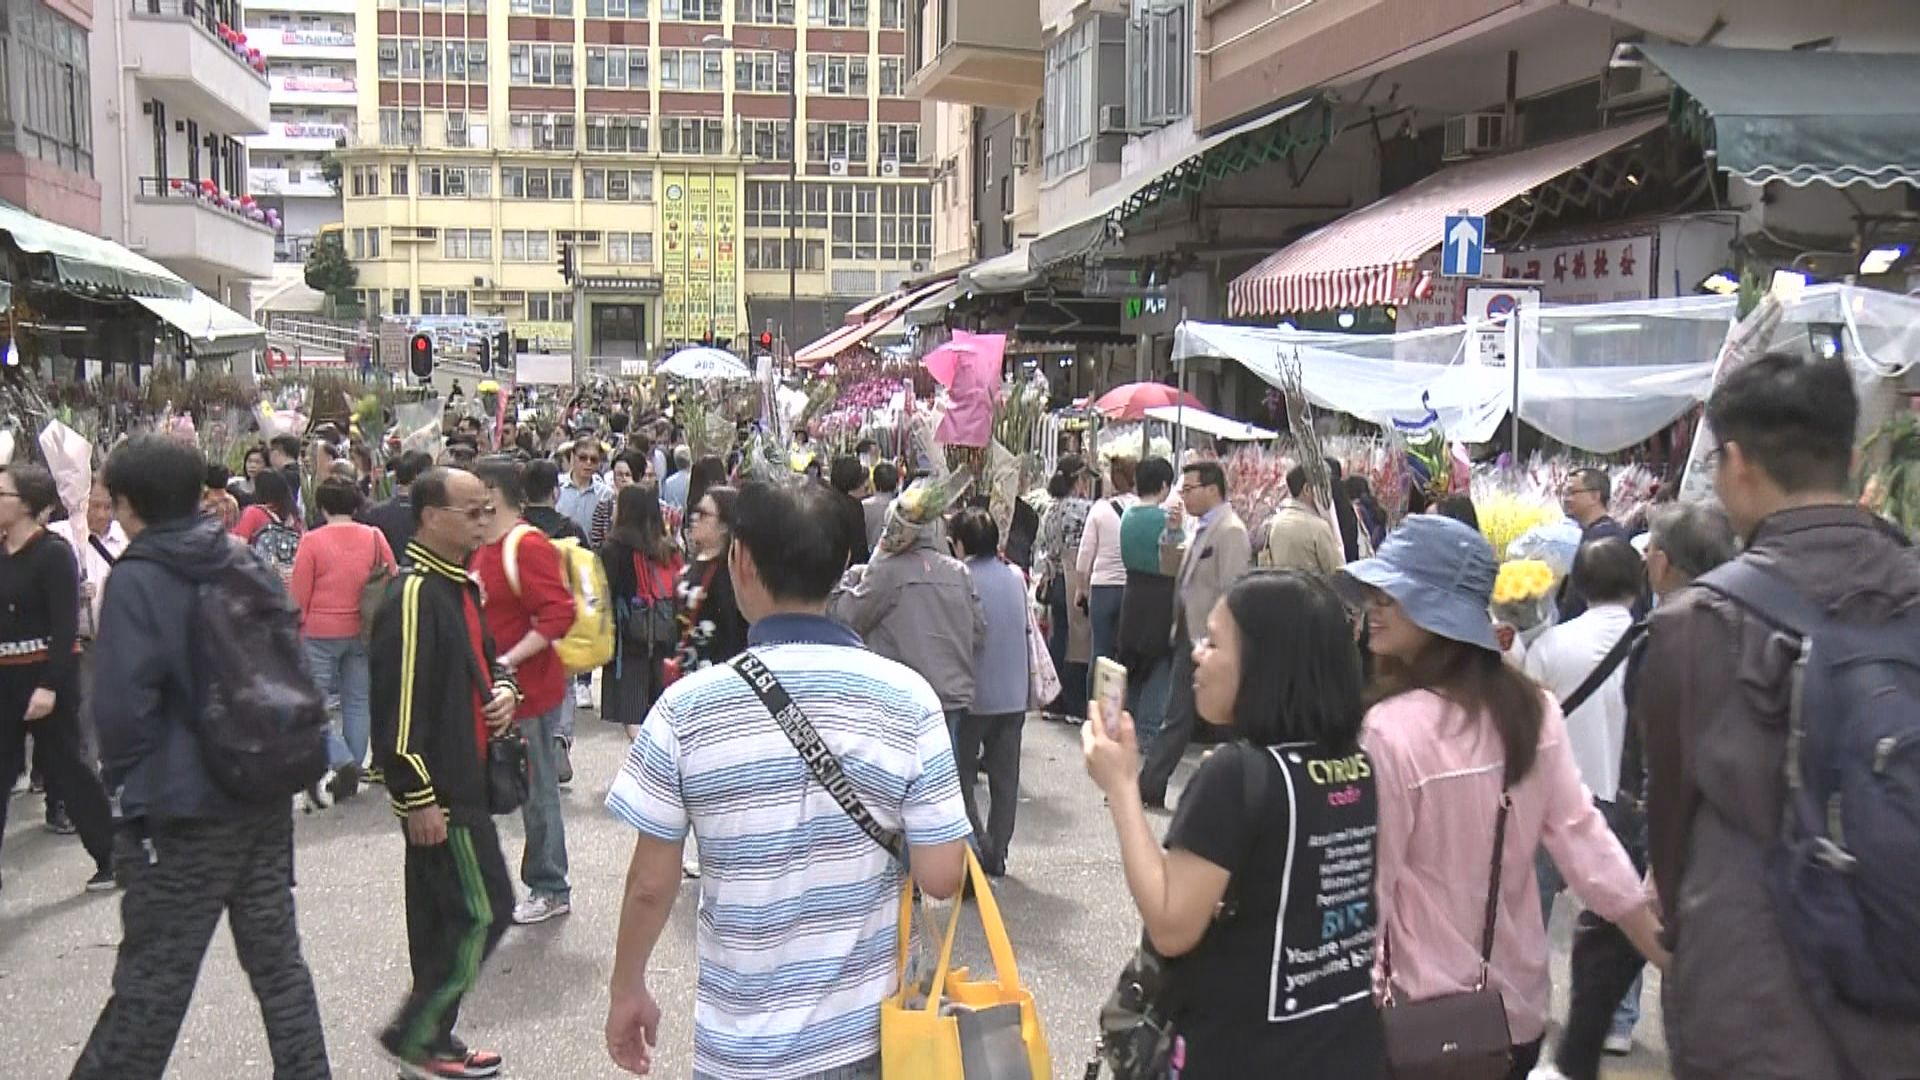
[290,475,395,808]
[1342,515,1666,1079]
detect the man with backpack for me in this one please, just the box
[370,465,520,1080]
[469,458,579,927]
[1638,351,1920,1078]
[74,435,331,1079]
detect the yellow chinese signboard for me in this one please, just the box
[659,170,742,344]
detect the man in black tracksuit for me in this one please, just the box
[370,466,521,1080]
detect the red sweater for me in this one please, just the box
[290,521,396,639]
[470,525,576,720]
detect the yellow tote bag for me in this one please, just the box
[880,849,1051,1079]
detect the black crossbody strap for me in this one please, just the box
[89,535,118,567]
[1559,620,1647,716]
[731,651,908,866]
[1476,787,1512,990]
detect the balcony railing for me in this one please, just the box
[138,177,280,230]
[131,0,271,78]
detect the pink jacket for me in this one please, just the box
[290,521,395,640]
[1362,688,1643,1044]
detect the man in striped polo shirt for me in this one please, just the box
[606,480,971,1080]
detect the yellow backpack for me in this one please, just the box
[503,524,616,674]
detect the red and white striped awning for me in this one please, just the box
[794,278,955,366]
[1229,117,1663,318]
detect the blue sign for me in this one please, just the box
[1442,214,1487,278]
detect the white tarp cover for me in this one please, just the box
[1175,285,1920,454]
[1142,404,1277,441]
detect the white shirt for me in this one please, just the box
[1076,492,1137,588]
[58,519,127,631]
[1523,602,1635,800]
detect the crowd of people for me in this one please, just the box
[4,348,1917,1080]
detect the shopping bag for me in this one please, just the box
[882,849,1051,1080]
[1026,601,1060,709]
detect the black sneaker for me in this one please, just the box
[556,738,574,786]
[45,804,76,835]
[84,867,117,893]
[329,765,362,802]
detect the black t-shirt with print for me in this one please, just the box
[1162,740,1385,1079]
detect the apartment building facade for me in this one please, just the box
[246,0,357,260]
[337,0,935,363]
[90,0,276,312]
[0,0,101,232]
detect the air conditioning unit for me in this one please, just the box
[1011,135,1032,170]
[910,259,927,272]
[1098,104,1129,136]
[472,275,489,288]
[1443,111,1508,160]
[829,156,849,176]
[878,158,899,177]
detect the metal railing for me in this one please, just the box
[136,177,277,229]
[130,0,270,79]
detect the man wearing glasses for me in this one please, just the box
[1558,467,1629,622]
[370,466,521,1080]
[555,436,608,540]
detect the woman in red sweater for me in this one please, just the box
[290,476,396,807]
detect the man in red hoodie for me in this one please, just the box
[470,459,579,925]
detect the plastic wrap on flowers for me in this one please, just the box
[1475,494,1563,565]
[1506,519,1582,581]
[1491,559,1557,633]
[877,470,972,556]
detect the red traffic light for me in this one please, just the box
[408,332,434,379]
[758,331,774,350]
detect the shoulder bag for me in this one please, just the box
[1381,785,1514,1080]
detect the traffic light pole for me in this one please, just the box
[571,277,588,387]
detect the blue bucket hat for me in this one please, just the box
[1339,514,1501,652]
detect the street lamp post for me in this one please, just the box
[705,34,798,365]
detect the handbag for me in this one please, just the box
[485,728,530,815]
[881,847,1051,1080]
[360,533,397,644]
[1026,597,1061,709]
[624,553,680,651]
[1380,785,1515,1080]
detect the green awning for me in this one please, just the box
[0,201,191,299]
[133,288,267,354]
[1030,96,1332,268]
[1629,44,1920,189]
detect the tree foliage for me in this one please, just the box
[303,232,359,311]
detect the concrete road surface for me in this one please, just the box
[1,714,1670,1079]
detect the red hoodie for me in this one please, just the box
[470,524,577,720]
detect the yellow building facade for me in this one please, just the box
[338,0,934,362]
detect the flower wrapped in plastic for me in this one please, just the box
[877,470,972,557]
[1491,558,1557,633]
[1505,518,1583,581]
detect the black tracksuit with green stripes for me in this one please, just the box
[369,541,517,1061]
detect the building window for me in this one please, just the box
[391,290,411,315]
[587,46,648,88]
[510,0,575,12]
[501,166,574,198]
[605,232,654,264]
[503,229,555,260]
[378,37,399,78]
[660,117,726,155]
[586,115,649,152]
[1043,19,1093,179]
[734,0,793,23]
[735,50,792,93]
[420,289,470,315]
[738,119,793,161]
[586,168,655,200]
[511,43,574,86]
[659,0,721,18]
[879,57,901,96]
[508,113,576,150]
[442,227,491,259]
[879,0,901,28]
[808,0,865,26]
[401,38,422,76]
[349,165,380,196]
[806,54,866,95]
[805,121,868,164]
[877,122,917,163]
[468,43,489,83]
[587,0,649,16]
[825,181,929,262]
[658,48,724,91]
[390,164,410,194]
[380,108,423,146]
[1127,0,1188,130]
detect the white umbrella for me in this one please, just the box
[657,346,750,380]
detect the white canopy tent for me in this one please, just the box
[1142,404,1277,442]
[1173,285,1920,454]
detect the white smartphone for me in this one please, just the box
[1092,657,1128,737]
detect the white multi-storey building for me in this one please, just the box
[246,0,357,260]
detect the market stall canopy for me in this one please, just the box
[1031,96,1329,269]
[1624,44,1920,190]
[904,281,961,327]
[132,288,267,354]
[793,278,954,365]
[1094,381,1205,421]
[1142,404,1276,442]
[0,201,189,300]
[959,242,1039,296]
[843,289,901,325]
[1228,117,1663,317]
[657,346,750,380]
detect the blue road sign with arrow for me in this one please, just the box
[1442,213,1486,277]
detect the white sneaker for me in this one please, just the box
[1603,1032,1635,1056]
[683,856,701,879]
[512,894,571,925]
[573,683,594,710]
[302,770,336,813]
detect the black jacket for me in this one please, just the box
[369,540,518,821]
[524,504,587,545]
[361,491,416,560]
[97,517,258,821]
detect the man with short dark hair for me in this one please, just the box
[606,481,970,1079]
[555,437,608,539]
[1639,353,1920,1078]
[1139,460,1249,809]
[1258,463,1343,574]
[521,458,587,544]
[268,433,307,520]
[74,436,330,1078]
[364,449,434,558]
[862,462,899,551]
[1557,466,1628,621]
[828,454,872,568]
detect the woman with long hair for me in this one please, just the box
[675,485,746,674]
[234,467,304,584]
[590,448,650,549]
[1346,515,1665,1079]
[229,444,269,507]
[1343,475,1388,553]
[1034,454,1093,720]
[1082,571,1385,1077]
[682,456,729,536]
[599,483,683,740]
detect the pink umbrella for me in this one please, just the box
[1094,382,1204,421]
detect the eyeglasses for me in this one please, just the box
[427,503,495,522]
[576,457,601,466]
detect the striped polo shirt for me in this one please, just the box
[607,613,972,1080]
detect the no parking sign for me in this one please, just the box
[1466,286,1537,367]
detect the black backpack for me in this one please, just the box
[1697,559,1920,1018]
[190,540,331,801]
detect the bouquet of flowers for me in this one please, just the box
[1476,493,1563,565]
[1491,558,1556,633]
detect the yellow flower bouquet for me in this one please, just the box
[1491,558,1556,631]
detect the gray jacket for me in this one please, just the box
[829,532,986,714]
